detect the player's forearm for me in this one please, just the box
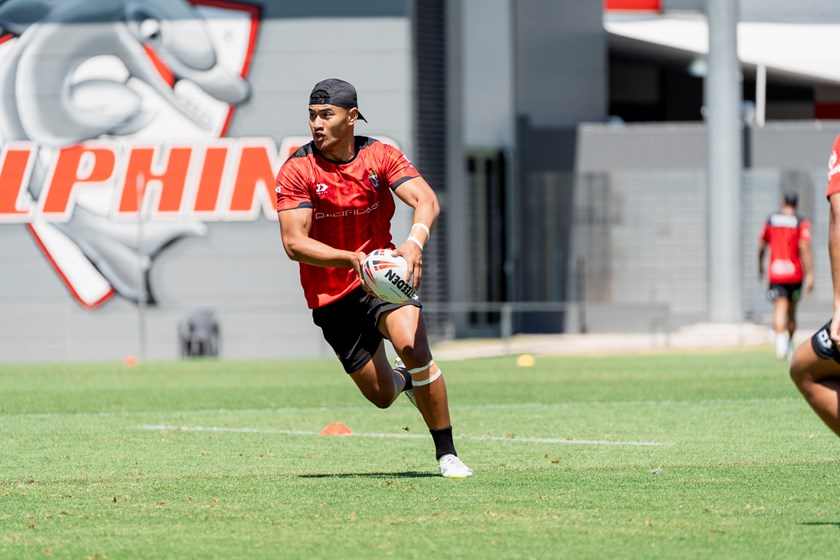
[395,177,440,246]
[757,246,766,276]
[802,244,814,278]
[830,204,840,307]
[283,235,359,268]
[408,195,440,247]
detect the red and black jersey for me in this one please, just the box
[760,212,811,284]
[275,136,420,309]
[827,134,840,199]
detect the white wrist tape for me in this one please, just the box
[407,236,424,251]
[411,223,431,237]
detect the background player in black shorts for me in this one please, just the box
[758,191,813,360]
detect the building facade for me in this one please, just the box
[1,0,839,360]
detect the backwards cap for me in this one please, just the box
[309,78,367,122]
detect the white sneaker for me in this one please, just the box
[438,454,473,478]
[394,357,417,408]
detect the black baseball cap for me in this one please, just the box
[782,190,798,206]
[309,78,367,122]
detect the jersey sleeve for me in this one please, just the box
[275,158,313,212]
[827,135,840,199]
[760,220,771,243]
[379,143,421,190]
[800,218,812,243]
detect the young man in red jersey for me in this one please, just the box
[758,191,813,360]
[790,137,840,438]
[275,79,472,478]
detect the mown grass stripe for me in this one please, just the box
[0,396,800,420]
[139,423,674,447]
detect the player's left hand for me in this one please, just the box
[805,273,815,293]
[831,306,840,346]
[392,242,423,291]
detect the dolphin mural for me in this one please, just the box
[0,0,259,306]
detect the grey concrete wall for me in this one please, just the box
[750,122,840,169]
[663,0,840,20]
[739,0,840,21]
[515,0,606,126]
[577,121,840,172]
[462,0,515,148]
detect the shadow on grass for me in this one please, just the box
[298,471,437,479]
[800,522,840,529]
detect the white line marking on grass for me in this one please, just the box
[139,424,674,447]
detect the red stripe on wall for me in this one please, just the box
[605,0,660,11]
[815,103,840,120]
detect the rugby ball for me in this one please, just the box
[361,249,416,303]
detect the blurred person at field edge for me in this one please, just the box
[758,191,814,360]
[790,135,840,439]
[274,78,472,478]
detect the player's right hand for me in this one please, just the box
[351,251,375,295]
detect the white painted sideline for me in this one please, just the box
[139,424,674,447]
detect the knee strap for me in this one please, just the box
[411,369,441,387]
[408,360,435,374]
[407,359,441,387]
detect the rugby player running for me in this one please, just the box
[790,136,840,438]
[275,79,472,477]
[757,191,813,360]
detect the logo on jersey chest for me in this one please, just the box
[315,183,329,194]
[368,169,380,189]
[314,201,379,220]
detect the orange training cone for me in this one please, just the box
[320,422,353,435]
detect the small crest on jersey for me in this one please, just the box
[368,169,380,189]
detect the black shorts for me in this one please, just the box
[312,286,422,374]
[810,320,840,364]
[767,283,802,302]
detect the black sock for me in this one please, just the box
[395,367,412,391]
[430,426,456,460]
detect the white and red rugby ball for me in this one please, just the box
[361,249,416,303]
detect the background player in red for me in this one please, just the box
[790,136,840,438]
[758,191,813,360]
[275,78,472,478]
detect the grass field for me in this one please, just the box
[1,348,839,559]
